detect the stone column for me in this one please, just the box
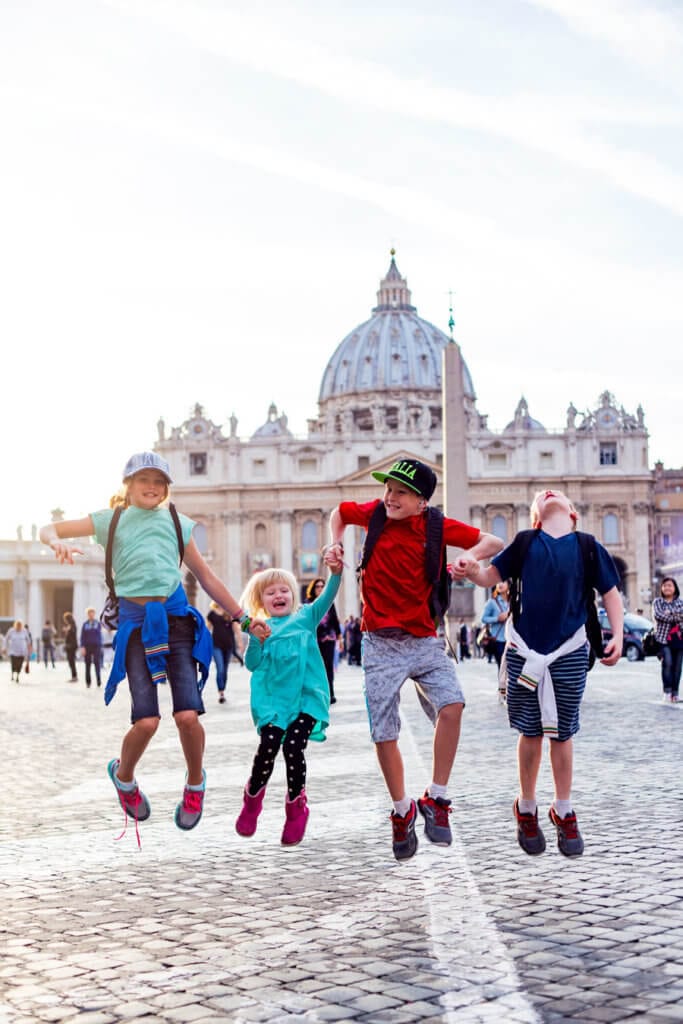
[278,512,294,575]
[224,511,243,595]
[340,524,359,620]
[27,578,41,639]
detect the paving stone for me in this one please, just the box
[5,659,683,1023]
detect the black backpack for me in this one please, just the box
[505,529,605,669]
[357,504,452,624]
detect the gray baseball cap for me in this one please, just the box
[122,451,173,483]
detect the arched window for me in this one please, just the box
[254,523,267,547]
[301,520,317,551]
[603,513,619,545]
[492,514,508,543]
[193,522,208,555]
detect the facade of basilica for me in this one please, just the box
[0,254,655,636]
[155,255,653,622]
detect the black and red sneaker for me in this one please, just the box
[513,799,546,855]
[390,799,418,861]
[417,792,452,846]
[548,807,584,857]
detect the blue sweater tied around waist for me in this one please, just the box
[104,584,212,706]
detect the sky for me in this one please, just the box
[2,0,682,539]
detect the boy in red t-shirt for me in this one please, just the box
[328,459,503,860]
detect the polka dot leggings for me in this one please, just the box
[247,713,316,800]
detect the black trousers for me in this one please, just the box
[247,713,315,800]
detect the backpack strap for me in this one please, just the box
[576,531,604,662]
[104,505,123,597]
[105,502,185,598]
[505,529,536,625]
[424,507,444,584]
[169,503,185,564]
[356,502,388,578]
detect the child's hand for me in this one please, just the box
[450,557,480,581]
[50,541,84,565]
[322,543,345,574]
[600,635,622,666]
[248,618,271,644]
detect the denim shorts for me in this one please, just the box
[361,629,465,743]
[125,614,205,722]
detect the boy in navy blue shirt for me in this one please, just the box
[464,489,623,857]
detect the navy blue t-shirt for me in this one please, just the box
[493,530,619,655]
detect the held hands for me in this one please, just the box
[322,543,344,575]
[248,618,271,644]
[449,557,482,582]
[49,540,84,565]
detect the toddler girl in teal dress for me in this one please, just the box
[236,553,342,845]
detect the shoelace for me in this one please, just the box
[182,788,204,814]
[553,811,578,838]
[517,810,539,837]
[391,808,414,840]
[115,786,143,850]
[429,800,452,828]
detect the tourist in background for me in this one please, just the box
[207,601,237,704]
[7,620,31,682]
[63,611,78,682]
[41,620,57,668]
[80,607,103,688]
[306,577,342,704]
[653,577,683,703]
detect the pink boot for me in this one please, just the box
[281,789,309,846]
[235,781,266,837]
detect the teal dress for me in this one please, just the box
[245,575,341,742]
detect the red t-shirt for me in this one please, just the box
[339,499,480,637]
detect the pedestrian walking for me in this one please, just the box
[80,607,103,688]
[62,612,79,682]
[328,458,503,860]
[463,488,623,858]
[41,620,57,668]
[39,450,262,846]
[306,577,342,704]
[652,577,683,703]
[6,621,31,682]
[207,602,237,704]
[235,554,342,847]
[481,580,510,700]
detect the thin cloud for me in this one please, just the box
[103,0,683,218]
[525,0,683,77]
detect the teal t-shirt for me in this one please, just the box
[91,505,195,598]
[244,574,341,741]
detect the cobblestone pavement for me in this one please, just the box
[2,650,683,1023]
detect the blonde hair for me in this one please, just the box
[109,477,171,509]
[239,568,299,619]
[530,490,578,530]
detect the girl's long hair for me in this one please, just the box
[110,479,171,509]
[240,568,299,619]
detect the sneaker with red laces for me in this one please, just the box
[107,758,151,821]
[390,799,418,861]
[513,799,546,855]
[417,792,452,846]
[548,806,584,857]
[175,770,206,831]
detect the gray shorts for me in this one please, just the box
[361,629,465,743]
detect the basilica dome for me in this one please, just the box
[318,254,475,403]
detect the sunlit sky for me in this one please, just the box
[2,0,682,539]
